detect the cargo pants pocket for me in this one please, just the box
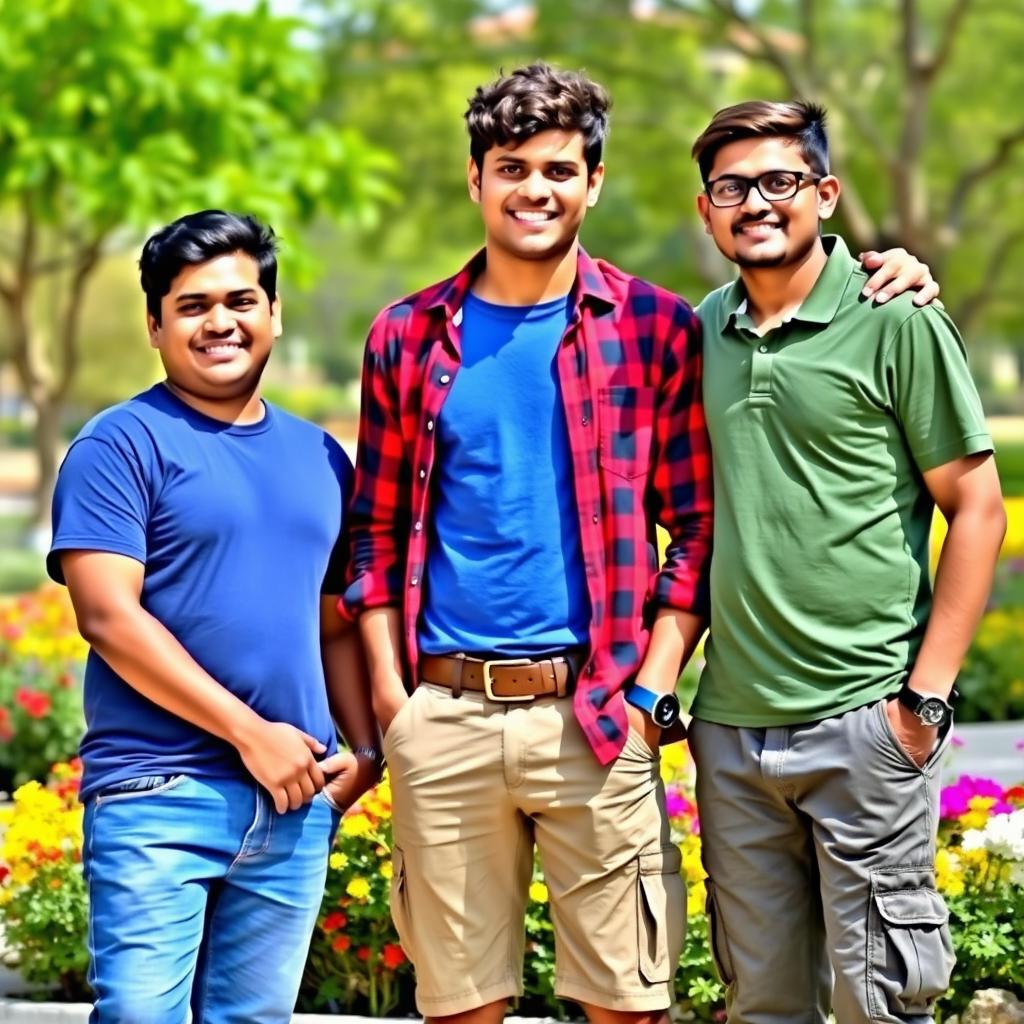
[704,880,736,986]
[389,845,416,965]
[636,844,686,984]
[868,869,955,1017]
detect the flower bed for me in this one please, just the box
[3,757,1023,1019]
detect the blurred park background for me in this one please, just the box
[1,2,1023,1014]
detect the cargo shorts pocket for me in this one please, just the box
[389,845,416,965]
[704,880,736,986]
[869,870,955,1016]
[636,844,686,984]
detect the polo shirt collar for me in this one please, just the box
[423,245,617,321]
[722,234,856,335]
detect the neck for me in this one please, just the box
[163,380,265,425]
[472,241,579,305]
[739,237,828,329]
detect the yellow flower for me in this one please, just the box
[529,881,549,903]
[329,852,348,871]
[346,877,371,900]
[935,848,965,896]
[340,813,373,838]
[380,861,393,881]
[960,796,997,831]
[687,878,707,918]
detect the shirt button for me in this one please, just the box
[581,416,588,426]
[426,419,434,432]
[414,521,423,532]
[419,469,426,480]
[439,374,451,385]
[592,514,599,524]
[410,576,419,587]
[758,344,768,353]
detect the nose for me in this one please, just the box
[739,182,772,215]
[518,170,552,202]
[205,304,235,333]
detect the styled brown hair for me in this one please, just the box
[691,100,829,182]
[465,63,610,173]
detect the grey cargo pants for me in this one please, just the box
[689,698,955,1024]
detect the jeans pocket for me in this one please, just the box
[598,386,656,480]
[389,845,416,965]
[704,879,736,986]
[93,774,188,804]
[869,869,955,1016]
[636,844,686,984]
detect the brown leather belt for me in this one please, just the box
[419,652,578,702]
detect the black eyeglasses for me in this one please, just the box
[704,170,823,208]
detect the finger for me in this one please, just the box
[913,281,939,306]
[286,782,304,812]
[858,250,882,268]
[307,759,325,793]
[298,772,317,805]
[319,751,357,776]
[861,265,903,297]
[271,786,289,815]
[300,731,327,754]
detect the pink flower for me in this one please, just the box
[939,775,1013,820]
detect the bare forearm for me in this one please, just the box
[322,627,378,751]
[79,603,263,747]
[358,606,409,724]
[910,505,1006,697]
[637,607,706,692]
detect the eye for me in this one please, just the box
[713,179,743,198]
[764,172,797,194]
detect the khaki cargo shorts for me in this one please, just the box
[383,683,684,1016]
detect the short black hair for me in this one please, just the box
[465,63,610,174]
[691,100,829,182]
[139,210,278,324]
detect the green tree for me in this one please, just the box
[0,0,393,526]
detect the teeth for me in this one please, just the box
[203,343,241,355]
[512,211,553,222]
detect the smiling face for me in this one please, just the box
[147,251,281,411]
[468,129,604,265]
[697,135,840,269]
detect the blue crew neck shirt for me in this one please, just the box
[47,383,351,800]
[419,291,589,656]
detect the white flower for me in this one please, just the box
[961,828,986,851]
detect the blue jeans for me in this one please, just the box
[83,774,339,1024]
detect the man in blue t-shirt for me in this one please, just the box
[48,210,380,1024]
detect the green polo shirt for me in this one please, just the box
[692,236,992,726]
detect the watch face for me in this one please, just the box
[652,694,681,728]
[918,699,947,726]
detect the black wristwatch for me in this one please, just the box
[896,683,955,728]
[625,682,681,729]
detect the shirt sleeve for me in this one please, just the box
[647,297,714,617]
[321,438,355,596]
[47,436,151,584]
[884,306,993,472]
[339,307,412,621]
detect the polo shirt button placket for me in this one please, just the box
[749,340,774,403]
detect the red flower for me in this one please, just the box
[381,944,406,970]
[1006,785,1024,806]
[0,707,12,742]
[0,865,10,884]
[331,935,351,953]
[321,911,347,933]
[356,946,371,962]
[15,688,51,719]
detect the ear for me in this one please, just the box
[270,293,283,339]
[146,312,161,349]
[696,193,713,235]
[586,161,605,207]
[467,156,482,204]
[816,174,841,222]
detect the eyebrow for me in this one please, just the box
[494,155,581,169]
[174,288,258,302]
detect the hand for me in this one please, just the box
[318,749,381,813]
[373,677,410,738]
[858,248,939,307]
[234,719,326,814]
[625,700,662,755]
[885,697,939,768]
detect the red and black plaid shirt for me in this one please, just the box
[341,247,712,764]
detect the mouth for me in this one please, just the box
[734,220,784,239]
[508,209,558,225]
[195,340,249,358]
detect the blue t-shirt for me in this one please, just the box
[419,292,589,656]
[47,384,352,800]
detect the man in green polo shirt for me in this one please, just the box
[687,101,1007,1024]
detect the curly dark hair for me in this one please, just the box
[465,63,611,173]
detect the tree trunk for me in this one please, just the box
[31,393,61,535]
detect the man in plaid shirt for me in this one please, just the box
[342,64,933,1024]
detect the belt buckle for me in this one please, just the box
[481,658,535,702]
